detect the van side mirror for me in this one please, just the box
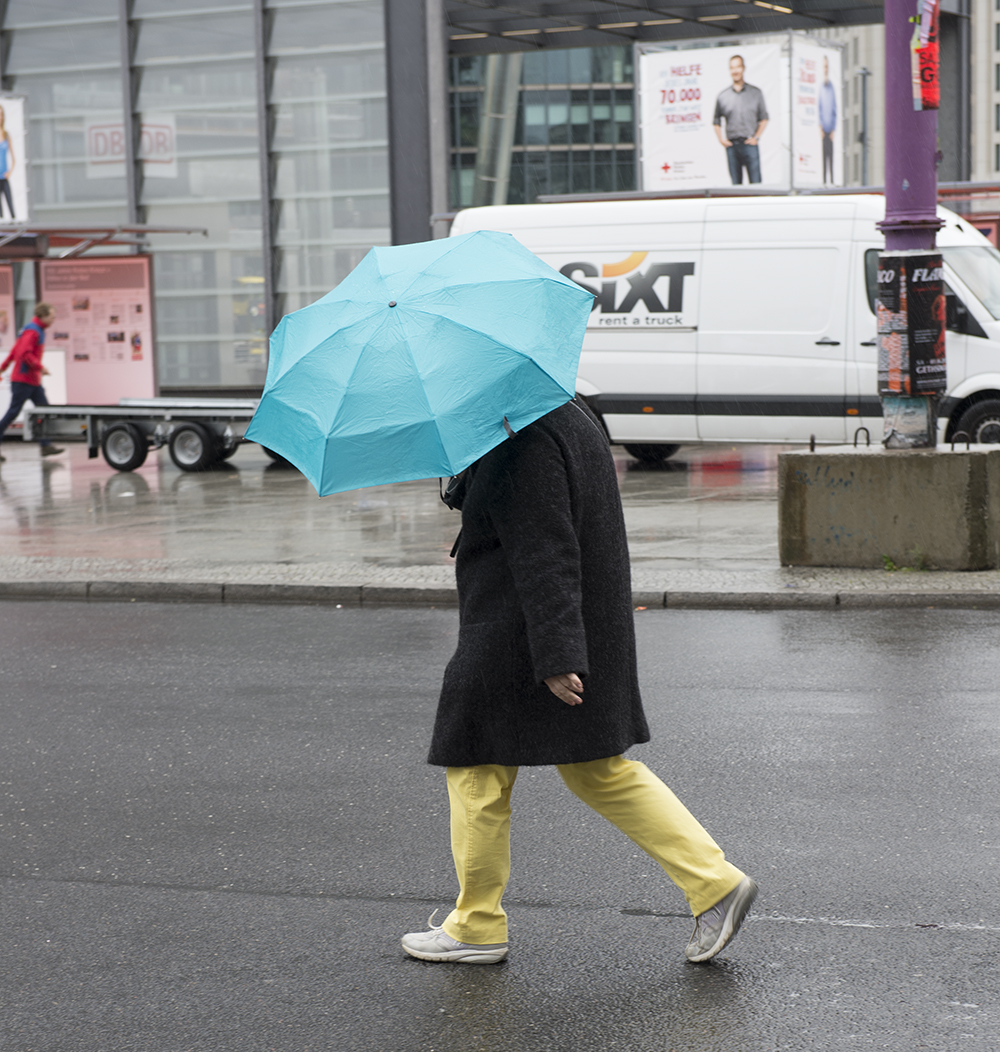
[946,292,967,334]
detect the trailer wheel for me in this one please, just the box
[623,443,681,463]
[169,422,218,471]
[101,422,148,471]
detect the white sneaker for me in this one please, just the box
[401,911,508,964]
[685,876,758,963]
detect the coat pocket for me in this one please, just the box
[442,620,514,698]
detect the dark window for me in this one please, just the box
[864,248,879,314]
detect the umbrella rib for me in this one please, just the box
[316,311,395,486]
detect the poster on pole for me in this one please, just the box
[0,96,29,220]
[639,42,786,192]
[791,39,843,187]
[38,257,156,405]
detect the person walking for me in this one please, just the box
[401,396,757,966]
[0,302,63,461]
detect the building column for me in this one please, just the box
[117,0,142,227]
[385,0,449,244]
[252,0,277,338]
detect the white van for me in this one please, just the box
[450,194,1000,460]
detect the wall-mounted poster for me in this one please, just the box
[791,40,843,187]
[0,96,29,220]
[38,257,156,405]
[638,35,843,193]
[0,265,25,432]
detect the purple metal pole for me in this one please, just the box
[878,0,943,448]
[880,0,940,250]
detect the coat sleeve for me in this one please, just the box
[482,427,589,683]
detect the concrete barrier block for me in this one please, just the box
[223,582,363,605]
[837,591,1000,609]
[361,585,459,606]
[631,591,666,608]
[779,446,1000,570]
[666,591,838,609]
[0,580,89,600]
[88,580,224,603]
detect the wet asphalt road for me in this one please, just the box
[2,600,1000,1052]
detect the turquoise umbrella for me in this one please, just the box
[245,229,594,496]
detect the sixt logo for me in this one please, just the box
[559,252,695,327]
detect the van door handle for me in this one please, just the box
[859,338,877,346]
[815,337,841,345]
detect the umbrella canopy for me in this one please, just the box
[245,229,594,496]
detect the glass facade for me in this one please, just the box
[269,1,388,319]
[1,0,389,393]
[449,46,636,208]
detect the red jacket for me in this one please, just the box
[0,318,47,386]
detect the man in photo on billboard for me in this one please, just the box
[713,55,769,184]
[0,302,63,460]
[818,56,838,185]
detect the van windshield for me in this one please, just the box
[942,246,1000,320]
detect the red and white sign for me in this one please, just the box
[39,257,156,405]
[86,115,178,179]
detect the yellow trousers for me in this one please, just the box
[442,755,745,945]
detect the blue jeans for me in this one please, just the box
[726,141,761,184]
[0,381,51,444]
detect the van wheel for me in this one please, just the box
[101,422,148,471]
[623,443,681,463]
[169,422,218,471]
[954,400,1000,444]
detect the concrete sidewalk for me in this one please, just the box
[2,440,999,609]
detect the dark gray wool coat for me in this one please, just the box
[428,397,651,767]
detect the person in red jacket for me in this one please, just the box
[0,302,63,461]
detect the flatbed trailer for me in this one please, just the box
[26,398,281,472]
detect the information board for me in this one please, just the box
[38,257,156,405]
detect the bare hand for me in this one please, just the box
[721,138,732,147]
[746,136,758,146]
[42,366,50,376]
[545,672,584,706]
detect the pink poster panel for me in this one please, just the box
[39,257,155,405]
[0,265,23,430]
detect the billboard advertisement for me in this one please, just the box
[38,257,156,405]
[639,42,785,191]
[791,40,843,187]
[0,96,29,219]
[639,36,843,192]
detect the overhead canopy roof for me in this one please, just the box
[0,223,207,259]
[445,0,884,55]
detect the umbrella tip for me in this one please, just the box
[388,300,397,307]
